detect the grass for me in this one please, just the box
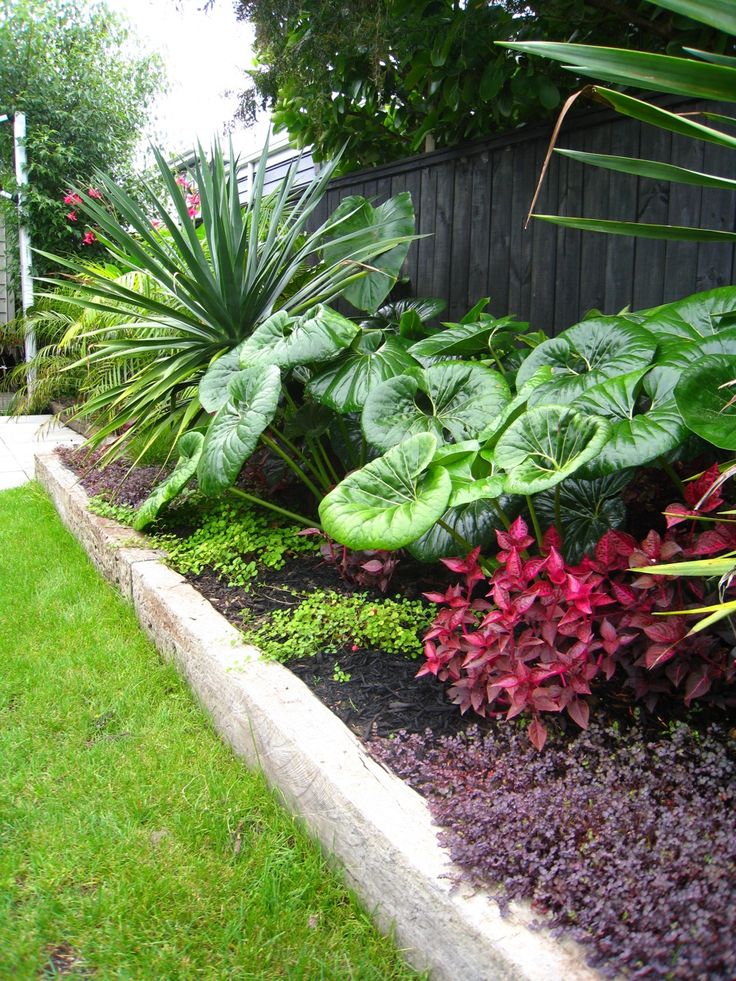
[0,483,422,980]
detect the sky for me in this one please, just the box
[110,0,272,160]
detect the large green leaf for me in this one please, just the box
[132,432,204,531]
[675,354,736,450]
[643,286,736,340]
[644,326,736,405]
[407,499,515,562]
[431,440,506,507]
[407,314,521,362]
[321,192,415,312]
[198,364,282,495]
[533,474,630,564]
[362,362,510,453]
[199,344,249,413]
[306,332,418,413]
[318,433,452,550]
[573,369,687,475]
[516,317,657,405]
[238,305,358,370]
[494,405,611,495]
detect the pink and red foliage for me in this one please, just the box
[299,528,399,594]
[420,493,736,749]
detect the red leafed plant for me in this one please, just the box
[299,528,399,593]
[420,506,736,750]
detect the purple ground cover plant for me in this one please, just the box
[371,720,736,980]
[56,445,167,507]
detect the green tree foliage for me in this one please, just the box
[234,0,724,172]
[0,0,165,276]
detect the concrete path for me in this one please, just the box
[0,415,83,489]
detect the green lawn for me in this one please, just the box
[0,483,421,980]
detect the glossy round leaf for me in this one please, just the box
[533,473,630,564]
[198,364,282,495]
[675,354,736,450]
[199,345,248,413]
[318,432,452,550]
[306,333,418,413]
[495,405,611,495]
[362,362,511,453]
[407,314,519,362]
[574,369,687,475]
[238,305,358,370]
[516,316,657,405]
[133,432,204,530]
[643,285,736,340]
[407,498,518,562]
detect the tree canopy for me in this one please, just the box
[234,0,727,172]
[0,0,165,276]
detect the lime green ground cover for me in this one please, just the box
[0,483,421,980]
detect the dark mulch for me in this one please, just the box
[189,552,476,739]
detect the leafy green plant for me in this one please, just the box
[320,285,736,559]
[44,136,415,468]
[148,497,319,588]
[245,589,430,661]
[0,0,164,279]
[503,0,736,242]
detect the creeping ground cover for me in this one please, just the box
[0,484,422,980]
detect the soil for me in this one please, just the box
[189,553,479,740]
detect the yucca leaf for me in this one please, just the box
[555,149,736,191]
[649,0,736,35]
[532,216,736,242]
[503,42,736,103]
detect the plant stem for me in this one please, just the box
[554,483,562,539]
[260,433,325,500]
[437,518,474,555]
[228,487,321,530]
[526,495,544,549]
[335,415,358,469]
[267,426,330,491]
[659,457,685,496]
[314,434,341,485]
[491,499,512,530]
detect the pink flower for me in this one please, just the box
[87,188,103,200]
[175,174,189,188]
[63,192,82,206]
[150,218,164,229]
[82,230,97,246]
[66,210,78,222]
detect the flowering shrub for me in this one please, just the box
[174,173,201,220]
[63,188,102,246]
[420,500,736,748]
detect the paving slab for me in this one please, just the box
[35,450,601,981]
[0,415,83,484]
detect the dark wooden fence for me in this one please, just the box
[310,99,736,333]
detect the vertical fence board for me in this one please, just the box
[310,98,734,333]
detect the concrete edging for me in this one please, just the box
[36,451,599,981]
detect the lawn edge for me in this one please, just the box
[35,450,600,981]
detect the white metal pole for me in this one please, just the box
[14,111,35,388]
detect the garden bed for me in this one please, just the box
[41,448,736,980]
[36,450,597,981]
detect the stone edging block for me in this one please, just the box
[35,451,600,981]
